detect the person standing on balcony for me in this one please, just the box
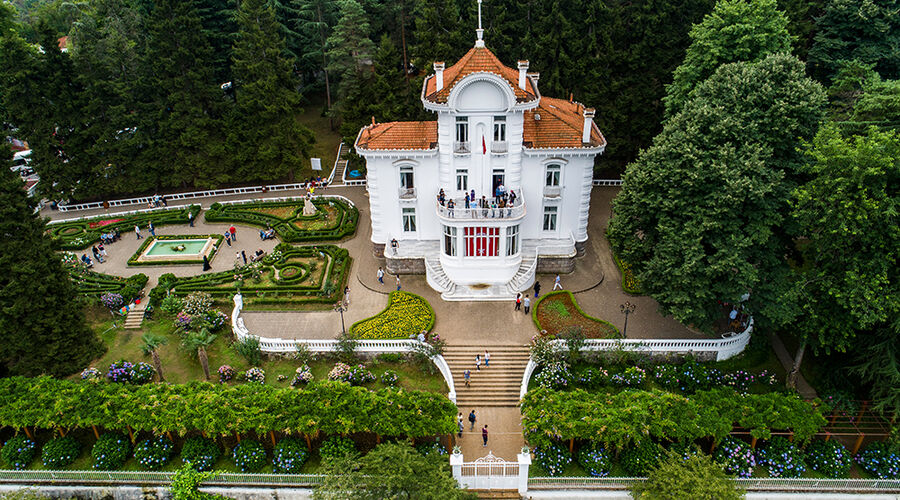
[447,199,455,218]
[465,192,470,209]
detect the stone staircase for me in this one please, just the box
[505,256,536,294]
[444,345,530,408]
[123,300,147,330]
[428,256,536,302]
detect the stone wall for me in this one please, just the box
[372,243,385,258]
[536,255,575,274]
[574,240,586,257]
[386,257,425,275]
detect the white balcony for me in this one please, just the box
[436,192,525,221]
[491,141,508,153]
[543,185,561,198]
[454,141,470,154]
[399,187,417,199]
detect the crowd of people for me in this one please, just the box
[438,185,518,219]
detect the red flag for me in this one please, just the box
[482,135,487,154]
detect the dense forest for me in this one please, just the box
[2,0,896,201]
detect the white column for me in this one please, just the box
[450,451,464,487]
[516,450,532,495]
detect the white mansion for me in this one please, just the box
[355,32,606,301]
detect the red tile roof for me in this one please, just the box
[523,97,606,149]
[424,47,537,104]
[57,36,69,50]
[357,121,438,151]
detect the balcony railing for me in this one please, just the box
[491,141,508,153]
[436,191,525,221]
[454,141,470,154]
[398,187,416,199]
[543,185,561,198]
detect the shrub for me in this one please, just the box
[202,310,229,332]
[134,435,174,470]
[130,362,155,384]
[159,295,184,315]
[91,433,131,470]
[380,370,399,386]
[319,436,357,463]
[530,334,562,366]
[327,363,374,385]
[232,440,267,472]
[2,436,36,469]
[232,337,262,366]
[532,442,572,476]
[41,436,81,468]
[610,366,647,387]
[245,367,265,384]
[182,292,214,316]
[756,436,806,478]
[106,360,155,384]
[376,353,403,363]
[291,365,313,386]
[181,436,222,472]
[856,441,900,479]
[414,441,447,457]
[535,361,572,389]
[81,367,101,381]
[667,441,702,461]
[272,438,310,474]
[100,292,124,310]
[713,437,756,478]
[633,452,744,500]
[218,365,235,383]
[577,443,612,477]
[573,366,608,390]
[621,441,664,476]
[805,440,852,478]
[294,343,314,365]
[349,291,435,339]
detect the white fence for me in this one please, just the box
[528,476,900,493]
[520,319,754,399]
[47,204,197,225]
[230,294,456,402]
[451,451,530,494]
[592,178,623,186]
[216,194,356,209]
[0,470,326,487]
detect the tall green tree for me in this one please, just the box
[140,333,168,382]
[609,54,825,331]
[633,452,744,500]
[142,0,226,189]
[326,0,375,100]
[196,0,238,84]
[807,0,900,83]
[663,0,793,118]
[409,0,469,69]
[0,147,105,377]
[826,61,900,133]
[229,0,313,182]
[292,0,338,118]
[788,125,899,389]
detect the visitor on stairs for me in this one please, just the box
[464,369,471,388]
[457,413,464,438]
[484,350,490,367]
[468,410,477,431]
[475,354,481,371]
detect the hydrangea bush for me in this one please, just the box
[856,442,900,479]
[610,366,647,387]
[318,436,357,463]
[202,310,229,331]
[100,292,124,310]
[232,440,267,472]
[756,436,806,478]
[415,441,447,457]
[535,361,572,389]
[291,365,313,386]
[134,435,174,470]
[380,369,399,386]
[532,442,572,476]
[2,436,36,469]
[81,367,101,381]
[273,438,309,474]
[620,441,664,476]
[576,443,612,477]
[713,437,756,478]
[42,436,81,468]
[182,292,214,316]
[327,363,375,385]
[218,365,235,383]
[181,436,222,472]
[805,440,852,478]
[106,360,155,384]
[92,433,131,470]
[574,366,608,390]
[245,367,265,384]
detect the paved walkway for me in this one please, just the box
[770,333,818,399]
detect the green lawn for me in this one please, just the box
[296,94,343,182]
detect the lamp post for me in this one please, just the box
[334,302,346,335]
[620,301,636,338]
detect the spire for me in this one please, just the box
[475,0,485,47]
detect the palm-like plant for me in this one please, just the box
[182,328,217,380]
[140,333,168,382]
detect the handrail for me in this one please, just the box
[231,295,456,402]
[591,179,622,186]
[216,194,356,209]
[0,469,327,486]
[436,190,525,221]
[327,143,344,185]
[47,204,197,225]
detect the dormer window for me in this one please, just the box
[493,116,506,142]
[455,117,469,142]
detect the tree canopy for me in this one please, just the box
[633,452,744,500]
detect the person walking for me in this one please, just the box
[235,252,242,267]
[224,231,232,246]
[484,350,490,367]
[515,292,522,311]
[468,410,477,431]
[135,225,142,239]
[343,286,350,307]
[98,243,107,260]
[464,369,471,388]
[482,425,488,447]
[148,221,155,236]
[188,211,194,227]
[475,354,481,371]
[396,275,402,291]
[534,281,541,298]
[229,225,237,241]
[377,267,384,284]
[457,413,464,438]
[241,250,247,265]
[523,295,531,314]
[202,255,211,271]
[553,274,562,290]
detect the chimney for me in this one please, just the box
[582,108,595,144]
[528,72,540,85]
[517,61,529,90]
[434,62,445,92]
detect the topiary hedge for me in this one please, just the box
[127,234,225,266]
[204,198,358,242]
[65,255,148,303]
[49,205,201,250]
[350,291,435,339]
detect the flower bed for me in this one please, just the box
[533,442,572,476]
[856,442,900,479]
[152,245,351,307]
[533,291,619,339]
[713,437,756,478]
[805,439,852,478]
[204,198,358,242]
[350,291,435,340]
[613,253,643,295]
[92,434,131,470]
[48,205,201,250]
[328,363,375,385]
[127,234,224,266]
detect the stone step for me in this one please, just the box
[443,347,530,353]
[456,399,521,407]
[472,489,522,499]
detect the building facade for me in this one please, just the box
[355,35,606,301]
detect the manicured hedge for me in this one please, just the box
[49,205,201,250]
[532,291,619,339]
[204,198,358,242]
[0,377,457,438]
[152,245,351,306]
[65,256,148,303]
[520,387,826,450]
[350,291,435,339]
[613,252,643,295]
[126,234,225,266]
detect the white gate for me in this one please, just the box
[456,452,520,490]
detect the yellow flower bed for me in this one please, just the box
[350,291,435,339]
[614,254,644,295]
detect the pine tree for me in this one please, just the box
[326,0,376,100]
[0,147,105,377]
[267,0,304,64]
[293,0,338,116]
[230,0,314,182]
[196,0,239,84]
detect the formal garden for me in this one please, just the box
[533,291,620,339]
[48,205,202,250]
[350,291,435,340]
[204,198,358,242]
[127,234,225,266]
